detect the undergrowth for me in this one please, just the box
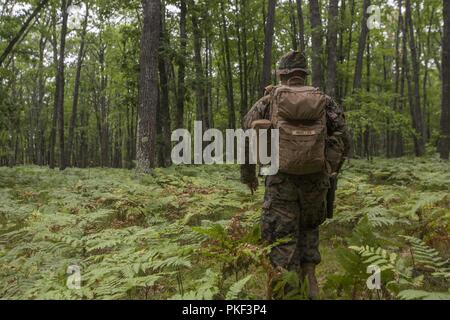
[0,157,449,300]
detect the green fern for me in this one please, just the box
[402,236,450,278]
[398,289,450,300]
[225,275,252,300]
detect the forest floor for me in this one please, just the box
[0,158,449,300]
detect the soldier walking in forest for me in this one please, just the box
[241,51,350,299]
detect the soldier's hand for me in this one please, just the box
[246,179,259,195]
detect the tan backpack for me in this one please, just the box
[269,84,328,175]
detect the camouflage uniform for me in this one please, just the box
[241,72,350,272]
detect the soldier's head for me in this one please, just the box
[276,51,310,85]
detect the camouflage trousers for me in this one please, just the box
[261,172,330,270]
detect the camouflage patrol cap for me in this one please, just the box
[277,51,311,75]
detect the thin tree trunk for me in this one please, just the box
[158,3,172,167]
[36,25,48,166]
[220,0,236,129]
[393,0,405,157]
[353,0,370,92]
[176,0,187,129]
[364,34,371,160]
[49,9,58,169]
[56,0,71,170]
[260,0,276,95]
[326,0,339,97]
[78,107,86,167]
[405,0,425,156]
[67,3,89,167]
[241,0,249,121]
[440,0,450,159]
[336,0,346,101]
[190,1,209,129]
[309,0,322,88]
[98,43,109,167]
[344,0,355,96]
[422,7,435,143]
[296,0,305,52]
[288,0,298,50]
[235,0,249,125]
[397,15,407,158]
[205,34,214,128]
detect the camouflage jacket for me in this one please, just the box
[240,85,351,184]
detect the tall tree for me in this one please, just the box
[296,0,305,52]
[36,20,49,166]
[391,0,404,158]
[326,0,339,97]
[353,0,370,91]
[220,0,236,129]
[422,7,435,143]
[309,0,322,88]
[67,3,89,167]
[97,40,109,167]
[260,0,276,95]
[440,0,450,160]
[344,0,355,96]
[405,0,425,156]
[175,0,187,129]
[136,0,161,172]
[158,3,172,167]
[189,0,209,129]
[288,0,298,50]
[234,0,249,124]
[49,8,58,169]
[55,0,71,170]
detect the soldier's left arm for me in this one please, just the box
[325,96,351,158]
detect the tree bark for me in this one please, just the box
[189,1,210,129]
[260,0,276,95]
[136,0,161,172]
[326,0,339,97]
[296,0,305,52]
[175,0,187,129]
[55,0,71,170]
[353,0,370,91]
[344,0,355,96]
[49,8,58,169]
[440,0,450,159]
[220,0,236,129]
[67,3,89,167]
[405,0,425,156]
[36,23,49,166]
[309,0,322,88]
[98,42,109,167]
[288,0,298,50]
[235,0,249,125]
[336,0,346,101]
[158,4,172,167]
[423,7,435,143]
[391,0,403,158]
